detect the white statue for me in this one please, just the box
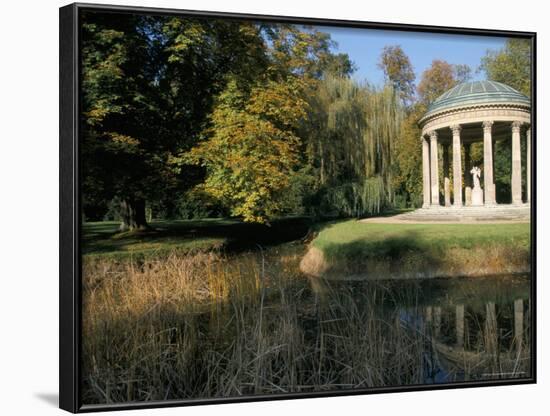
[470,166,481,189]
[470,166,483,206]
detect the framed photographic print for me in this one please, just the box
[60,2,536,412]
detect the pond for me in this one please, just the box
[81,241,532,404]
[233,242,531,385]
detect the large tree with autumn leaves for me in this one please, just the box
[81,12,269,229]
[186,78,309,223]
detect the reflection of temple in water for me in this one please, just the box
[417,295,530,381]
[309,273,531,384]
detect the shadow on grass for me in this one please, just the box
[83,217,313,257]
[318,229,446,278]
[308,209,414,235]
[321,228,431,261]
[315,223,530,281]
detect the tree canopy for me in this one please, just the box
[417,60,456,104]
[378,45,416,105]
[417,60,474,105]
[481,38,531,96]
[185,78,309,223]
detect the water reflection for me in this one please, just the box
[308,274,531,384]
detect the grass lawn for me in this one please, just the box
[83,219,233,260]
[314,220,530,256]
[304,220,531,278]
[83,217,310,260]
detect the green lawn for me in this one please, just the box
[83,219,235,259]
[312,220,530,262]
[83,217,311,260]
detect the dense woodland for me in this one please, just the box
[81,11,531,230]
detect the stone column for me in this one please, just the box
[422,136,431,208]
[483,121,496,205]
[443,144,451,206]
[451,125,462,207]
[511,121,523,204]
[429,131,440,206]
[493,137,497,204]
[527,128,531,203]
[464,144,472,206]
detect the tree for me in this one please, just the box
[392,104,424,207]
[81,12,270,230]
[81,12,167,230]
[481,39,531,96]
[321,53,357,78]
[453,63,473,83]
[417,59,457,105]
[186,77,308,223]
[378,45,416,105]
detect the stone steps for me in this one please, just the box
[397,204,530,222]
[401,216,528,222]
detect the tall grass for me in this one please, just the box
[82,247,531,404]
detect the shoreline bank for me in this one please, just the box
[300,220,530,280]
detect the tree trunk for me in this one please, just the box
[119,198,149,231]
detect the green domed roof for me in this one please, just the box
[423,80,530,120]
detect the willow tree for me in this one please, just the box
[304,76,404,217]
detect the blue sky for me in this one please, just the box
[314,26,508,86]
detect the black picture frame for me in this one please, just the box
[60,2,537,413]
